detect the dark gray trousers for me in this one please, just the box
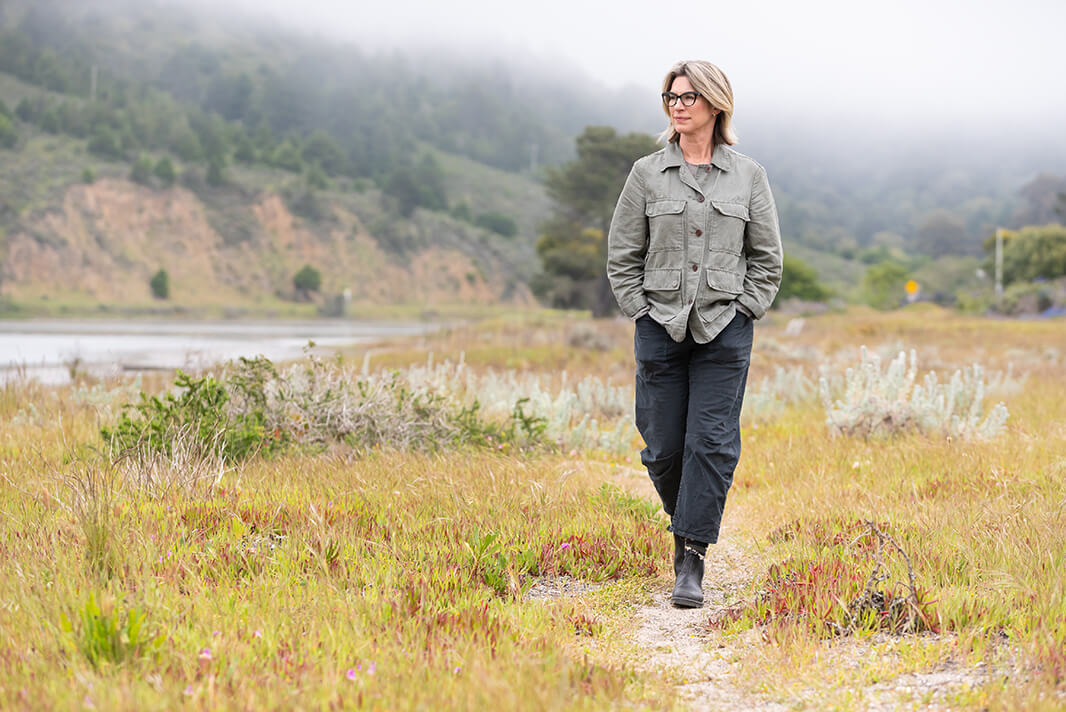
[633,312,752,545]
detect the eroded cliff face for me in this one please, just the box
[1,179,532,308]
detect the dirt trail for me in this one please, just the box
[603,463,992,710]
[632,529,791,711]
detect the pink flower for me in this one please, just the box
[199,648,212,661]
[346,668,357,681]
[184,685,195,696]
[254,629,263,639]
[453,666,462,674]
[368,662,376,675]
[559,542,572,552]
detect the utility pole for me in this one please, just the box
[994,227,1004,298]
[90,65,98,103]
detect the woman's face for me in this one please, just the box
[669,75,717,138]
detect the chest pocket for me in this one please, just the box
[645,200,685,252]
[710,200,749,255]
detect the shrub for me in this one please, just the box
[81,167,95,184]
[153,156,176,186]
[862,261,908,309]
[819,347,1009,439]
[777,254,830,302]
[206,156,225,186]
[101,353,553,462]
[102,369,272,462]
[129,154,153,185]
[0,114,16,149]
[293,264,322,293]
[149,269,169,299]
[475,211,518,237]
[88,127,123,160]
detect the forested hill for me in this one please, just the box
[0,0,653,313]
[1,0,1064,315]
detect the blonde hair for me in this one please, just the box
[659,60,737,146]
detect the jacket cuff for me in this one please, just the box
[619,296,650,320]
[737,293,766,320]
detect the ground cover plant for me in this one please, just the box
[1,306,1065,710]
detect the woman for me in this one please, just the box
[607,60,782,608]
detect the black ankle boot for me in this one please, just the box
[671,542,705,608]
[672,533,685,577]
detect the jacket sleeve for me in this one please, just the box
[737,165,783,319]
[606,164,650,319]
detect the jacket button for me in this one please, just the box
[692,264,698,272]
[696,196,705,202]
[695,229,703,236]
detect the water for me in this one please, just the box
[0,319,435,384]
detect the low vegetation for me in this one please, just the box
[1,307,1064,709]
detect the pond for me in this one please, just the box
[0,319,435,384]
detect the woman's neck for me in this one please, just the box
[679,133,714,164]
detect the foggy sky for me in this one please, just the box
[221,0,1066,131]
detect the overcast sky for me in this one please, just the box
[221,0,1066,131]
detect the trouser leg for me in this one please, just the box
[672,313,753,544]
[633,316,689,517]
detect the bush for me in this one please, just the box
[88,127,123,160]
[102,369,272,462]
[129,154,153,185]
[0,114,16,149]
[293,264,322,293]
[153,156,176,186]
[777,254,830,302]
[475,211,518,237]
[101,354,552,461]
[819,347,1009,439]
[149,269,169,299]
[82,167,95,184]
[206,156,225,186]
[862,261,908,309]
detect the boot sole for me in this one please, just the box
[670,595,704,609]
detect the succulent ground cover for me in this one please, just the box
[1,306,1064,710]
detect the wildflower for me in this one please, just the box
[346,668,357,681]
[559,542,572,552]
[212,630,220,638]
[453,666,462,674]
[368,662,376,675]
[199,648,212,661]
[254,629,263,639]
[184,685,195,696]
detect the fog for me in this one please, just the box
[215,0,1066,135]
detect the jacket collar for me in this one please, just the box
[660,140,735,172]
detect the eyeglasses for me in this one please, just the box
[661,91,701,108]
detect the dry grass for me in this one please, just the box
[1,305,1064,710]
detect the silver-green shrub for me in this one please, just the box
[819,347,1009,439]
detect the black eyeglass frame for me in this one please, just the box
[661,91,701,108]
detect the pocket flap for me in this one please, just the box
[643,268,681,290]
[712,201,750,221]
[705,268,743,294]
[645,200,686,217]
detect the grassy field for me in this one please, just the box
[1,307,1064,710]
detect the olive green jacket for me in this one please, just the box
[606,141,783,342]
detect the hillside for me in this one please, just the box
[0,123,548,314]
[0,0,568,316]
[1,0,1064,315]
